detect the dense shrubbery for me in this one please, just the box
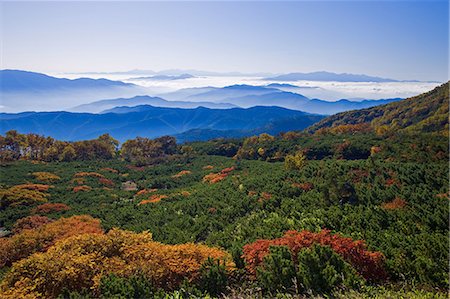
[242,230,386,281]
[0,104,448,298]
[256,245,363,294]
[0,131,119,162]
[0,226,233,298]
[0,215,103,267]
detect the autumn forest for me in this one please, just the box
[0,83,449,298]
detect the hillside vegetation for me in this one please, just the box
[0,86,448,298]
[307,82,449,135]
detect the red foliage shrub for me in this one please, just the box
[248,191,257,197]
[242,229,386,281]
[32,203,71,214]
[382,197,407,210]
[99,178,114,187]
[73,185,92,192]
[12,215,54,233]
[258,192,272,202]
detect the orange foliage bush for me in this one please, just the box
[203,167,235,184]
[138,194,168,205]
[291,182,314,191]
[172,170,192,178]
[100,167,119,173]
[12,215,53,233]
[32,172,61,182]
[12,184,52,192]
[0,215,103,268]
[381,197,407,210]
[248,190,257,197]
[74,172,104,178]
[242,229,386,281]
[370,146,382,155]
[180,191,191,197]
[436,192,450,199]
[73,185,92,192]
[32,203,71,214]
[135,188,158,196]
[221,166,235,174]
[0,228,233,298]
[203,165,214,170]
[203,172,228,184]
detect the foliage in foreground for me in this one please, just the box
[0,227,233,298]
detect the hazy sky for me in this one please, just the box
[1,1,448,81]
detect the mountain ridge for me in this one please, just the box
[0,105,324,142]
[307,82,449,134]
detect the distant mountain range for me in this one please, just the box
[71,95,236,113]
[263,71,399,82]
[0,70,146,112]
[0,70,134,92]
[0,106,324,142]
[307,82,449,134]
[70,85,400,114]
[129,74,195,81]
[73,69,274,77]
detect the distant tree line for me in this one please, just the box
[0,130,178,165]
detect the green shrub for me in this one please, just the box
[257,246,297,293]
[99,274,155,299]
[198,257,229,296]
[296,244,363,294]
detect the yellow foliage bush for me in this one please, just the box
[0,185,50,208]
[32,172,61,182]
[0,228,233,298]
[0,215,103,267]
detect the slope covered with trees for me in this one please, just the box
[307,82,449,135]
[0,85,448,298]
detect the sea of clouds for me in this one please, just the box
[61,73,441,102]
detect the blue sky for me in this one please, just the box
[1,1,448,81]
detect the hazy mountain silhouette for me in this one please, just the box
[71,95,236,113]
[264,71,398,82]
[0,106,324,141]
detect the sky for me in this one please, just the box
[1,1,448,82]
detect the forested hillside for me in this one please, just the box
[0,85,448,298]
[307,82,449,135]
